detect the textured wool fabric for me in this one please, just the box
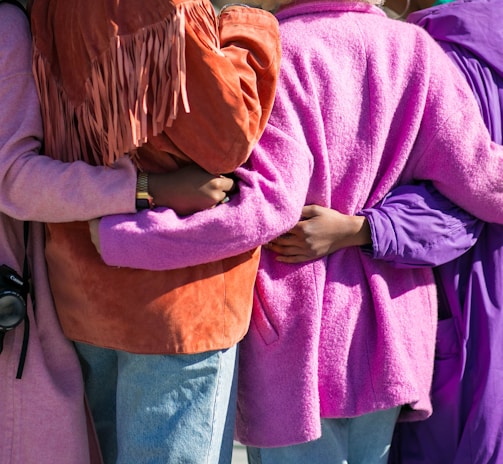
[97,0,503,448]
[0,4,137,463]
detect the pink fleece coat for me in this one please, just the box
[97,1,503,448]
[0,5,137,463]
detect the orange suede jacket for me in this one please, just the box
[30,0,280,353]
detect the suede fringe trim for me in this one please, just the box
[33,1,220,165]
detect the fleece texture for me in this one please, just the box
[98,0,503,447]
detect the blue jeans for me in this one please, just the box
[75,343,238,464]
[247,407,400,464]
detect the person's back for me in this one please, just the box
[72,1,503,462]
[388,1,503,462]
[0,6,87,462]
[235,1,503,448]
[29,0,281,461]
[0,2,141,461]
[29,0,280,356]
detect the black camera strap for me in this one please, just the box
[15,221,31,379]
[0,222,31,378]
[1,0,31,379]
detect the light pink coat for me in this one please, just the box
[0,5,137,463]
[97,1,503,448]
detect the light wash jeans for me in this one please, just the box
[75,342,238,464]
[247,407,400,464]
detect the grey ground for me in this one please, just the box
[232,442,247,464]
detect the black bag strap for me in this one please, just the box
[16,221,32,379]
[1,0,32,379]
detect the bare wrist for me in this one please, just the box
[347,215,371,247]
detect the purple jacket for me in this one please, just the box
[98,1,503,447]
[362,1,503,462]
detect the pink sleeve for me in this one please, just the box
[98,125,312,270]
[0,6,136,223]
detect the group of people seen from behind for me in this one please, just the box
[0,0,502,463]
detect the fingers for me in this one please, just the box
[213,176,234,206]
[265,241,301,256]
[269,226,305,246]
[275,254,314,264]
[269,233,293,246]
[266,236,315,263]
[217,178,232,204]
[218,175,235,192]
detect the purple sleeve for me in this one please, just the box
[360,182,483,268]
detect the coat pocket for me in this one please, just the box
[251,289,279,345]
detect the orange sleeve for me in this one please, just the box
[160,4,281,174]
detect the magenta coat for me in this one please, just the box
[96,0,503,448]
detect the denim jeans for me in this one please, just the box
[247,407,400,464]
[75,342,238,464]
